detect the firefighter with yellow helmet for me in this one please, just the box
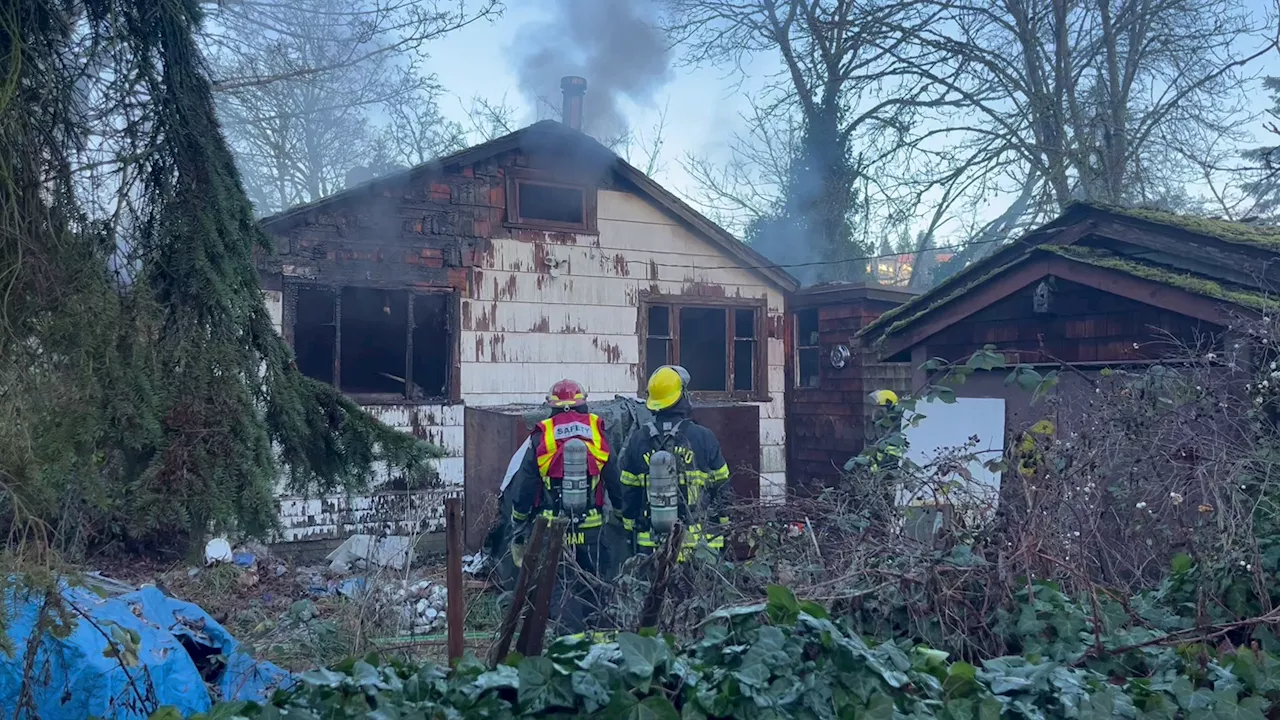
[619,366,731,560]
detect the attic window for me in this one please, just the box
[505,168,597,232]
[519,182,584,224]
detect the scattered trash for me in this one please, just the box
[82,571,136,597]
[188,567,201,578]
[462,552,488,575]
[384,579,449,635]
[274,564,288,578]
[335,577,367,598]
[0,580,293,720]
[325,534,414,572]
[232,551,257,568]
[204,537,233,565]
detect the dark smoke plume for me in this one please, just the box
[514,0,672,140]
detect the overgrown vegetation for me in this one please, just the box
[171,322,1280,718]
[0,0,440,556]
[182,580,1280,718]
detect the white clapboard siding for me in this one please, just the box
[461,331,640,365]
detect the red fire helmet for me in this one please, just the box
[546,379,587,409]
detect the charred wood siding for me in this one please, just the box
[786,296,912,494]
[923,279,1225,365]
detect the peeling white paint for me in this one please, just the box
[276,402,463,539]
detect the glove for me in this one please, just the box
[511,539,525,569]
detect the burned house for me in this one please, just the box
[857,202,1280,464]
[257,77,798,544]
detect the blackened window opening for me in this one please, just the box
[290,284,452,400]
[796,309,820,388]
[294,288,336,384]
[412,294,451,398]
[734,308,756,392]
[517,181,584,225]
[643,301,761,396]
[680,307,727,392]
[644,305,672,379]
[340,288,408,394]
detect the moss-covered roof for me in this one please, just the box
[861,204,1280,344]
[1040,245,1277,312]
[1069,201,1280,251]
[858,252,1032,339]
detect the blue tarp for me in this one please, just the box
[1,580,293,719]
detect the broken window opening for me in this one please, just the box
[289,283,453,401]
[642,300,763,397]
[294,288,336,384]
[680,307,728,392]
[412,293,451,399]
[517,181,585,225]
[340,287,408,394]
[796,309,820,388]
[644,305,672,379]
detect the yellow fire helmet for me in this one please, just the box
[646,366,684,411]
[870,389,899,406]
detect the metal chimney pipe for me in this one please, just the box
[560,76,586,131]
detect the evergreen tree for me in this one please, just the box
[0,0,440,553]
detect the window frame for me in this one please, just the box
[638,293,770,402]
[504,167,598,234]
[794,308,821,388]
[283,281,461,405]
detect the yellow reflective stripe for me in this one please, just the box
[635,524,723,550]
[535,508,602,528]
[587,415,610,462]
[621,471,646,487]
[511,508,529,521]
[536,420,557,476]
[710,465,729,482]
[621,517,634,531]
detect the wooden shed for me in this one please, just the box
[784,283,918,493]
[858,202,1279,443]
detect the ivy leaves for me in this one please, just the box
[170,583,1280,720]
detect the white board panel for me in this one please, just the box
[900,397,1005,507]
[464,300,639,335]
[461,331,640,364]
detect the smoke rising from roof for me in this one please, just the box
[514,0,672,140]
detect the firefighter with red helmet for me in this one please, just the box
[507,379,622,632]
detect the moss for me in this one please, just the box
[1070,201,1280,250]
[1040,245,1277,312]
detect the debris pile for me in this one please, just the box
[386,579,450,635]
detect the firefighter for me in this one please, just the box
[507,379,621,632]
[619,366,731,561]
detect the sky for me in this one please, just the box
[423,0,1280,247]
[427,2,771,210]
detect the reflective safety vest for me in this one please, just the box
[634,519,729,562]
[530,411,610,533]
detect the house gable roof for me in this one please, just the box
[860,203,1280,357]
[258,120,799,292]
